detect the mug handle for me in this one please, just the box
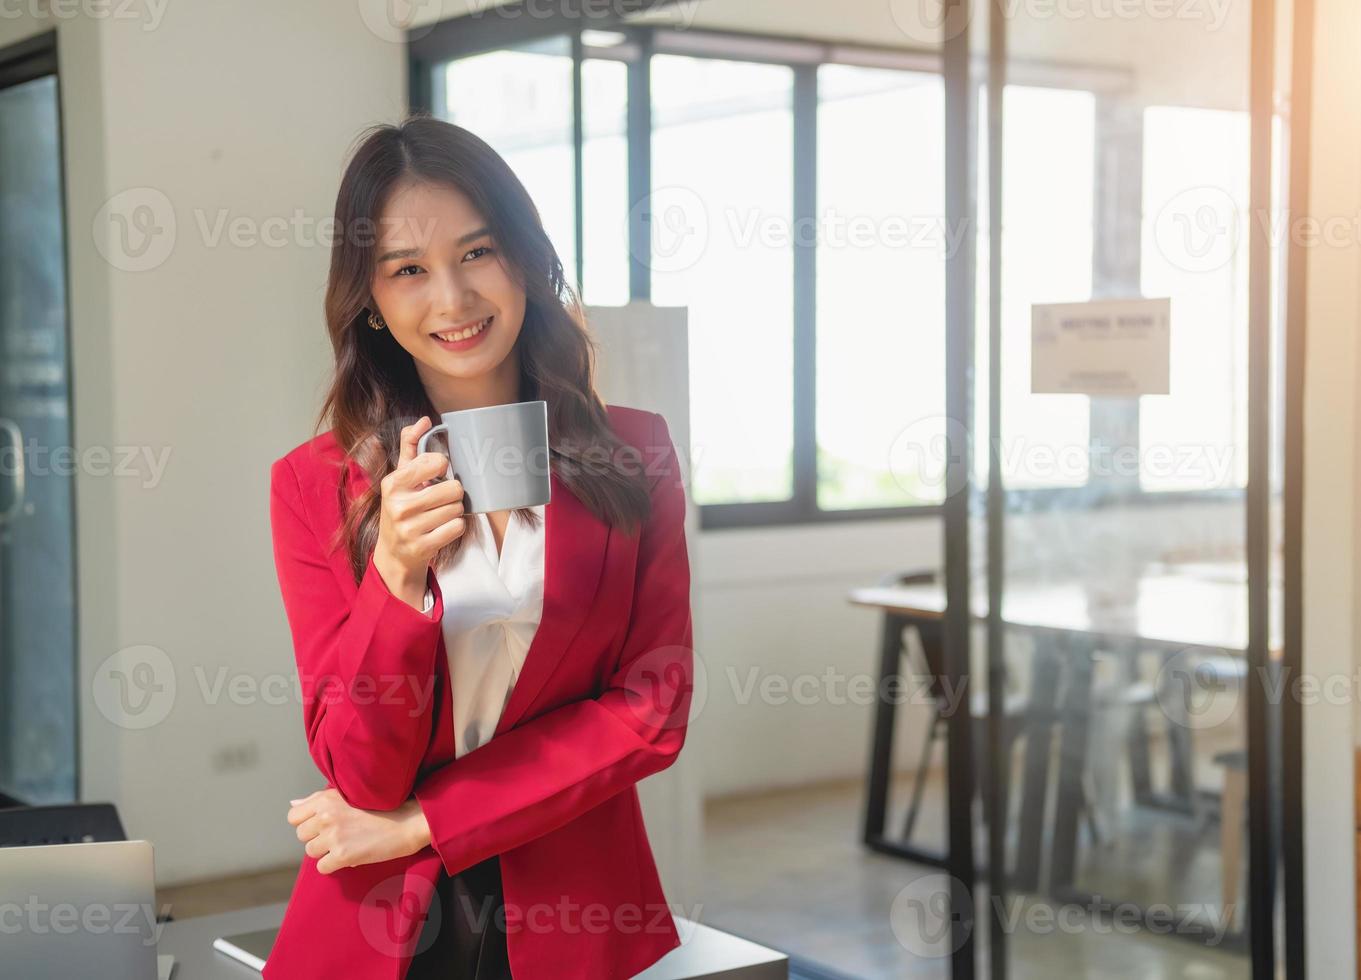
[416,423,452,480]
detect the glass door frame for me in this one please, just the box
[959,0,1312,976]
[0,27,78,807]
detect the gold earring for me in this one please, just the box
[367,310,387,331]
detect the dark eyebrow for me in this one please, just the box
[375,227,490,264]
[376,246,421,263]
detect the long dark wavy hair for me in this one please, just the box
[315,114,652,584]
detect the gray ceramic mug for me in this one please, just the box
[415,400,552,514]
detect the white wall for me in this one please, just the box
[695,516,941,798]
[694,498,1248,799]
[88,1,410,886]
[0,1,413,884]
[588,302,702,910]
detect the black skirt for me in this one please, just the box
[405,854,512,980]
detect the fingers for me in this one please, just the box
[405,513,467,552]
[286,787,338,825]
[389,451,455,497]
[409,494,465,535]
[376,421,466,572]
[416,470,464,500]
[413,451,453,486]
[286,792,319,826]
[388,449,448,492]
[386,473,461,532]
[424,515,468,551]
[294,815,321,844]
[306,836,333,864]
[397,416,432,469]
[287,789,345,874]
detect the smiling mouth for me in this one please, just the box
[431,316,493,343]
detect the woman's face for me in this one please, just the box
[369,180,527,402]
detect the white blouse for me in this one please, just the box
[421,505,546,759]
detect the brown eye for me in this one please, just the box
[463,246,493,262]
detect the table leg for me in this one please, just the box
[1049,633,1094,893]
[1163,649,1196,807]
[1125,649,1154,805]
[1013,642,1064,893]
[862,613,904,845]
[1219,760,1247,932]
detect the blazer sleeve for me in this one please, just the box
[412,411,694,876]
[269,454,446,811]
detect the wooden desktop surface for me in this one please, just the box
[849,563,1283,656]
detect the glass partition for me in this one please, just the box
[979,0,1289,976]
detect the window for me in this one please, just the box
[999,85,1096,490]
[816,65,946,508]
[650,55,796,506]
[426,24,1242,526]
[1139,106,1249,492]
[442,38,577,283]
[581,56,629,306]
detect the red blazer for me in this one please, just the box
[263,405,694,980]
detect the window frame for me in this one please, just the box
[409,8,1246,530]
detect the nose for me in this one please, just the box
[432,263,480,322]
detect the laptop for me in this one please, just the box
[0,839,172,980]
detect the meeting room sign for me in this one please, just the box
[1030,297,1172,396]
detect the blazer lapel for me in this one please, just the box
[494,469,609,736]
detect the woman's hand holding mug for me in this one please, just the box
[371,415,467,610]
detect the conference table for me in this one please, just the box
[157,902,789,979]
[849,561,1281,896]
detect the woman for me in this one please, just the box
[265,115,694,980]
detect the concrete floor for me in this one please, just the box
[697,771,1250,980]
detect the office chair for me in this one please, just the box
[0,802,127,848]
[0,801,176,925]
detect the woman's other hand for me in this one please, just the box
[287,788,432,875]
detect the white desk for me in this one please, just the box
[157,903,789,980]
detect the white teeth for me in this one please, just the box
[435,317,490,343]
